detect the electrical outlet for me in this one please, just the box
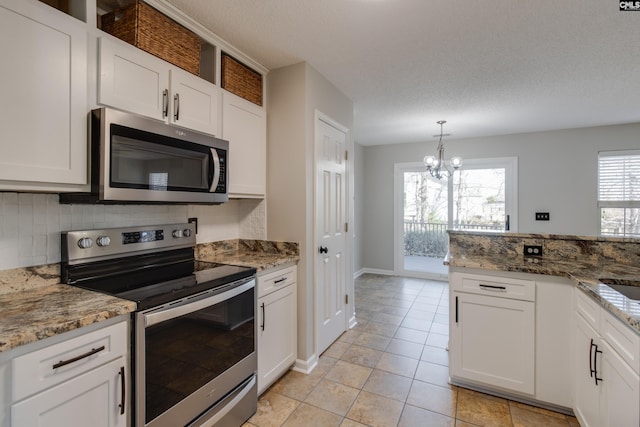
[188,217,198,234]
[524,245,543,256]
[535,212,550,221]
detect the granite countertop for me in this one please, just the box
[195,239,300,271]
[0,239,298,354]
[0,264,136,353]
[447,254,640,334]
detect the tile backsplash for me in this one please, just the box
[0,193,266,270]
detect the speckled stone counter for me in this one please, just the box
[447,231,640,334]
[0,265,136,353]
[196,239,299,271]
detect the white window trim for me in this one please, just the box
[393,157,518,278]
[598,149,640,235]
[448,157,518,232]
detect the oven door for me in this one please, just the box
[136,277,256,427]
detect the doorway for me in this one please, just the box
[394,158,517,279]
[315,112,349,355]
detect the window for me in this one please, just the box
[393,157,517,279]
[598,150,640,236]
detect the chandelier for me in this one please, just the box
[423,120,462,180]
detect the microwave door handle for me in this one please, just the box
[210,148,221,192]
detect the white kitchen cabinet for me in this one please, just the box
[574,290,640,427]
[257,264,297,394]
[99,35,219,135]
[7,320,129,427]
[0,0,87,190]
[222,90,266,197]
[449,272,535,395]
[12,358,125,427]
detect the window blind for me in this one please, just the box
[598,150,640,208]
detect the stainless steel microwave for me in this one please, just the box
[61,108,228,204]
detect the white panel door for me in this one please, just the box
[222,90,266,196]
[98,36,169,121]
[0,0,87,185]
[451,292,535,394]
[257,284,297,393]
[169,68,219,135]
[12,358,127,427]
[573,313,603,427]
[601,341,639,427]
[316,116,348,355]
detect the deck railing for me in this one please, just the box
[404,221,501,257]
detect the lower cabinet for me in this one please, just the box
[6,320,129,427]
[257,264,297,394]
[450,272,535,395]
[574,291,640,427]
[12,358,126,427]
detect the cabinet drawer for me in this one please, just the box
[451,272,535,301]
[12,321,127,401]
[601,308,640,374]
[575,289,600,330]
[258,265,297,298]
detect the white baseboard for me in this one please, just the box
[348,315,358,329]
[355,268,394,277]
[292,354,319,375]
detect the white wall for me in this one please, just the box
[267,62,354,364]
[359,123,640,272]
[0,193,265,270]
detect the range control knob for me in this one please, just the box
[172,229,183,238]
[183,228,192,238]
[77,237,93,249]
[96,236,111,247]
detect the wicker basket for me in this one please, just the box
[101,1,200,76]
[221,53,263,106]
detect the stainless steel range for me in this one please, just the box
[61,223,257,427]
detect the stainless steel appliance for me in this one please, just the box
[60,108,228,204]
[61,223,257,427]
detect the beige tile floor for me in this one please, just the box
[245,274,580,427]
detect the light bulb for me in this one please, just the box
[423,156,437,167]
[450,157,463,169]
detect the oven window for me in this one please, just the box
[144,287,254,423]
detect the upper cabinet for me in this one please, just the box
[0,0,268,196]
[98,36,219,136]
[0,0,87,191]
[222,90,266,198]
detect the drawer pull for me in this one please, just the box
[52,345,105,370]
[479,284,507,291]
[274,277,287,284]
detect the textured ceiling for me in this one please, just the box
[166,0,640,145]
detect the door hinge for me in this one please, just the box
[345,150,348,161]
[345,222,348,233]
[345,294,349,304]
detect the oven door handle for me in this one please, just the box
[144,278,255,327]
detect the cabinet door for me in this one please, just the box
[98,36,169,121]
[257,284,296,394]
[450,292,535,394]
[222,90,266,197]
[0,0,87,186]
[169,68,219,135]
[573,313,603,427]
[602,341,640,427]
[12,358,127,427]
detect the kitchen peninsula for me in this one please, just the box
[447,230,640,427]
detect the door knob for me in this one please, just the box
[319,246,328,254]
